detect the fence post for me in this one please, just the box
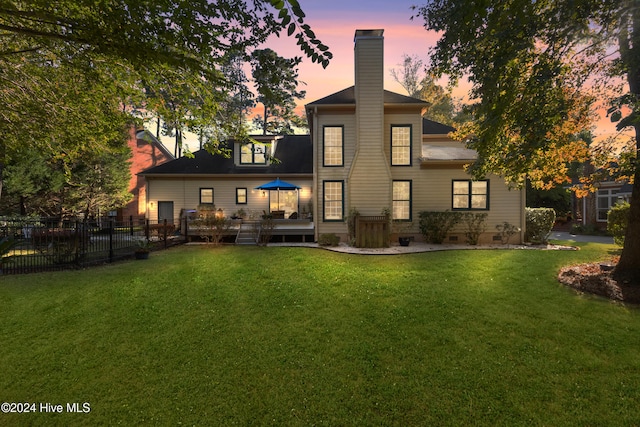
[74,219,80,268]
[184,215,188,243]
[145,220,150,241]
[129,215,134,236]
[163,218,168,248]
[109,220,114,263]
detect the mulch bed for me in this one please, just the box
[558,257,640,304]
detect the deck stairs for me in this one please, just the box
[235,220,259,245]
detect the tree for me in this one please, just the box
[414,0,640,280]
[0,0,331,194]
[250,48,306,135]
[216,52,256,146]
[2,143,132,219]
[390,54,456,125]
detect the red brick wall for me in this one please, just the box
[118,128,173,221]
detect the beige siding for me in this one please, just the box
[314,113,354,237]
[350,33,390,216]
[147,177,313,224]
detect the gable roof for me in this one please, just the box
[305,86,429,108]
[422,118,456,135]
[139,135,312,176]
[136,129,175,160]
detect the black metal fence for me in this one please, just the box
[0,217,183,275]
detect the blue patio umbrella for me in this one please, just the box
[255,178,301,212]
[255,178,300,191]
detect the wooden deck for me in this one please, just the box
[184,219,315,243]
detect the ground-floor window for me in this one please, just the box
[236,188,247,204]
[392,180,411,220]
[597,188,620,222]
[452,180,489,210]
[269,190,298,218]
[323,181,344,221]
[200,188,214,205]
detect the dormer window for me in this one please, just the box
[240,143,267,165]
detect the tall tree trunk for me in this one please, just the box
[614,3,640,281]
[263,104,268,135]
[614,124,640,281]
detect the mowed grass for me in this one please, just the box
[1,242,638,426]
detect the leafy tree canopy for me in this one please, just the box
[250,48,306,135]
[0,0,330,214]
[390,54,457,125]
[413,0,640,276]
[0,0,331,156]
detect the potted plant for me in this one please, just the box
[135,238,152,259]
[232,208,247,220]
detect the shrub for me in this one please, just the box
[462,212,487,245]
[495,222,521,245]
[318,233,340,246]
[607,202,630,246]
[419,211,462,244]
[525,207,556,244]
[346,207,360,246]
[570,223,601,236]
[251,217,275,246]
[192,205,230,245]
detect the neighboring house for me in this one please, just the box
[117,128,174,221]
[139,29,526,245]
[573,181,632,229]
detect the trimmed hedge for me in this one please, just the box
[319,233,340,246]
[525,207,555,244]
[419,211,462,244]
[607,202,630,246]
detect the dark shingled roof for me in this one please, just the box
[139,135,312,175]
[305,86,429,107]
[423,118,456,135]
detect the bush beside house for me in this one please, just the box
[525,207,556,244]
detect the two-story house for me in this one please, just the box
[139,29,525,245]
[307,29,524,244]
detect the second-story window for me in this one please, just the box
[240,143,267,164]
[391,125,411,166]
[323,126,344,166]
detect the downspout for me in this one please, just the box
[145,178,150,220]
[312,106,319,243]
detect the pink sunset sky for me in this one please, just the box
[260,0,623,142]
[262,1,449,106]
[166,1,625,152]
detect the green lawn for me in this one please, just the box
[1,242,638,426]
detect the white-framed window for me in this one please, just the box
[200,188,214,205]
[597,189,620,222]
[236,188,247,205]
[452,180,489,210]
[392,180,412,220]
[391,125,411,166]
[323,126,343,166]
[240,143,267,164]
[323,181,344,221]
